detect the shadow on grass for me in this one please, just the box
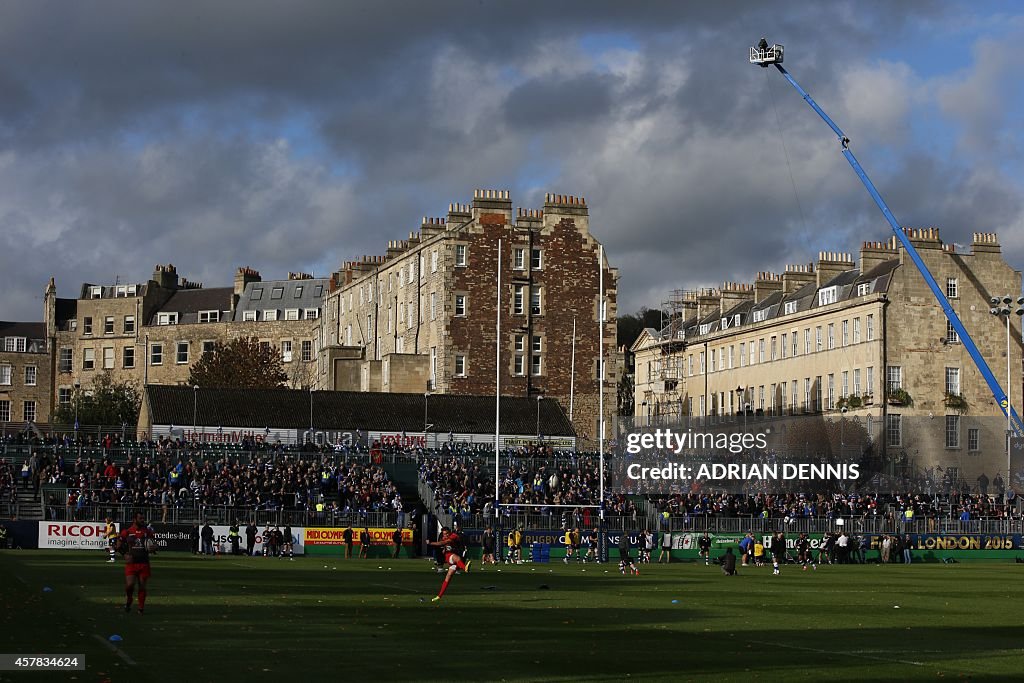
[4,552,1024,682]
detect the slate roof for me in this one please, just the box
[0,321,46,354]
[144,385,575,437]
[233,279,328,321]
[150,288,234,325]
[0,321,46,339]
[653,262,903,346]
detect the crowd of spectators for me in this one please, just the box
[1,430,367,457]
[0,459,16,505]
[26,449,400,521]
[651,488,1018,523]
[419,450,628,521]
[4,431,1022,526]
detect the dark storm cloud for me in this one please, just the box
[1,0,1016,325]
[503,73,618,131]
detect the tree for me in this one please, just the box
[617,370,634,417]
[188,337,288,389]
[52,370,142,427]
[617,307,666,350]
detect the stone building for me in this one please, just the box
[632,229,1022,482]
[0,320,51,426]
[318,189,618,444]
[46,265,325,419]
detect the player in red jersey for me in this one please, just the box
[118,512,155,615]
[427,527,471,602]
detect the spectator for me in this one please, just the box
[201,521,214,555]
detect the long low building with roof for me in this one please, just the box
[139,384,576,450]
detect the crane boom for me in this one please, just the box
[750,42,1023,436]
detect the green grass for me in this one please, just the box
[1,552,1023,682]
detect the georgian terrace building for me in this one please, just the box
[632,230,1022,482]
[45,265,326,421]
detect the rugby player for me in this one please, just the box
[427,526,471,602]
[118,512,155,615]
[104,517,117,563]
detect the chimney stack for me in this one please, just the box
[234,266,261,297]
[782,263,816,295]
[859,237,898,274]
[753,271,782,303]
[815,252,855,289]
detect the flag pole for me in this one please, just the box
[494,238,502,505]
[569,316,576,421]
[598,244,604,505]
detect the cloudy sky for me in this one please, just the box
[1,0,1022,321]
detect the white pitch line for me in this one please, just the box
[747,639,924,667]
[92,634,137,666]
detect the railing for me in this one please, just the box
[649,515,1024,536]
[452,511,639,532]
[417,478,452,529]
[439,509,1024,536]
[0,443,377,465]
[42,503,399,527]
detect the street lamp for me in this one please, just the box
[309,386,314,446]
[989,296,1024,480]
[840,405,848,458]
[640,400,648,427]
[424,390,433,434]
[192,384,199,442]
[536,394,543,442]
[73,380,81,445]
[735,386,748,432]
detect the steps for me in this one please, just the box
[16,488,42,521]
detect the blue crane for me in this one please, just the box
[749,40,1024,436]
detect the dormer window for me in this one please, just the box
[856,282,871,297]
[784,301,798,315]
[719,314,742,329]
[818,286,838,306]
[752,308,769,323]
[156,312,178,326]
[698,323,713,336]
[90,286,102,299]
[198,310,220,323]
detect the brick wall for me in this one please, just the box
[321,190,618,445]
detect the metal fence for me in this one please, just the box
[42,503,400,528]
[438,509,1024,536]
[643,514,1024,536]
